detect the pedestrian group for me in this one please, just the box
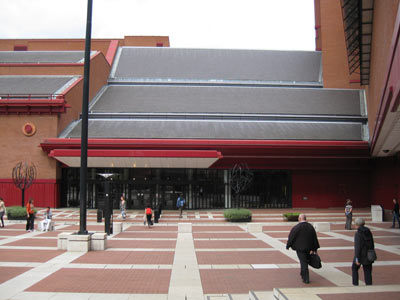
[287,199,377,285]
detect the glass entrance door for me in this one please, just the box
[129,184,154,209]
[160,184,185,210]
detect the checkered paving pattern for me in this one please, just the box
[0,208,399,300]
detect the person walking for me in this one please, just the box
[352,217,375,285]
[345,199,353,230]
[154,202,162,223]
[176,194,185,218]
[120,195,127,220]
[26,198,35,232]
[286,214,320,284]
[0,197,6,228]
[40,207,52,231]
[144,204,153,228]
[391,198,399,228]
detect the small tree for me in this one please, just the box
[12,162,36,207]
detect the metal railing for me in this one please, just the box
[0,93,64,100]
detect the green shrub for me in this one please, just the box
[224,208,252,222]
[283,212,300,222]
[7,206,37,219]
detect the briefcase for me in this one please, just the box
[309,253,322,269]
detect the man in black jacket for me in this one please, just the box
[352,217,375,285]
[286,214,320,284]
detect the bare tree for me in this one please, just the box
[12,162,36,207]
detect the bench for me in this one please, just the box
[38,220,55,231]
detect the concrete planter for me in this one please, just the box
[7,214,27,220]
[227,216,252,222]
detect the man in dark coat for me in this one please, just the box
[286,214,320,284]
[352,217,375,285]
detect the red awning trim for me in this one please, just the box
[41,138,369,151]
[49,149,223,159]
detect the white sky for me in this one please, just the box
[0,0,315,50]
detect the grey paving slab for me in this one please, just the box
[168,232,204,300]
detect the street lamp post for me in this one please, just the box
[78,0,93,235]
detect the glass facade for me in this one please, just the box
[61,168,291,209]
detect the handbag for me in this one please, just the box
[309,253,322,269]
[367,249,377,263]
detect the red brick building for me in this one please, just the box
[1,1,399,210]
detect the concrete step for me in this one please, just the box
[249,291,276,300]
[206,294,250,300]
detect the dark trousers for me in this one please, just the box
[26,213,35,231]
[146,214,152,227]
[179,206,183,217]
[352,260,372,285]
[0,211,4,227]
[392,212,400,227]
[345,213,352,230]
[296,250,310,282]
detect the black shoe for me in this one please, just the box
[302,279,310,284]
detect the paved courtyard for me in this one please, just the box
[0,208,399,300]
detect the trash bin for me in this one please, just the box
[97,209,103,223]
[371,205,383,222]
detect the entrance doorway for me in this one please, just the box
[61,168,291,209]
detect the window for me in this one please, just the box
[14,45,27,51]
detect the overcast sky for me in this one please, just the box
[0,0,315,50]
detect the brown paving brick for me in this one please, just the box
[4,238,57,247]
[0,267,32,284]
[200,269,335,294]
[1,224,27,229]
[193,232,255,238]
[160,219,225,223]
[265,231,330,238]
[51,218,77,222]
[0,249,65,262]
[192,226,244,232]
[331,224,350,230]
[374,236,400,246]
[336,265,400,285]
[338,230,400,237]
[368,222,393,229]
[316,239,353,247]
[107,239,176,248]
[36,231,66,237]
[262,225,295,231]
[319,249,400,263]
[194,240,271,248]
[114,232,177,239]
[62,225,106,231]
[196,250,296,264]
[73,250,174,264]
[0,230,29,236]
[27,268,171,293]
[319,292,400,300]
[125,225,178,232]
